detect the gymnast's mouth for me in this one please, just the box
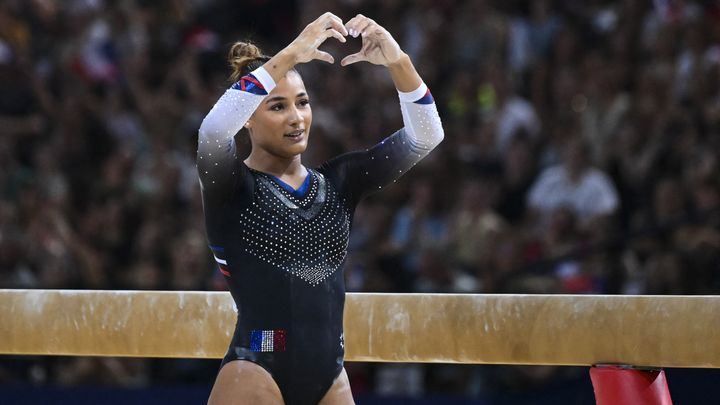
[284,129,304,138]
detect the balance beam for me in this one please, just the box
[1,290,719,368]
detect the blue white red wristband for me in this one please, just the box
[398,82,429,103]
[251,66,276,93]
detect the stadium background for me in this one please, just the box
[1,0,720,403]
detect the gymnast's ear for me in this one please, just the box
[244,120,252,129]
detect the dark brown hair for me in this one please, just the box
[228,41,271,82]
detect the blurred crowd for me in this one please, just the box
[1,0,719,399]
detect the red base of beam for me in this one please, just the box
[590,365,673,405]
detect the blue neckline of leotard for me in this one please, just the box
[268,171,312,198]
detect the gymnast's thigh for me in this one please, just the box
[207,359,284,405]
[318,368,355,405]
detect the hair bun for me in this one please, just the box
[230,42,263,61]
[228,41,267,82]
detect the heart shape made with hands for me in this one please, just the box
[297,13,404,68]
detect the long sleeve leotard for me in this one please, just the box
[198,66,443,405]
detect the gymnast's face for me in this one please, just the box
[245,71,312,159]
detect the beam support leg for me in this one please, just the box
[590,365,673,405]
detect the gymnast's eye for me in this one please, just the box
[270,103,284,111]
[298,99,310,107]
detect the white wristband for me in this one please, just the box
[397,82,428,103]
[250,66,277,93]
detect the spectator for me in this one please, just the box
[446,176,505,292]
[527,137,619,228]
[386,178,448,278]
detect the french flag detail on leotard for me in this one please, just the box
[414,89,434,105]
[250,329,287,352]
[231,74,267,95]
[209,245,231,276]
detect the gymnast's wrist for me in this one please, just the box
[388,54,422,93]
[276,47,299,66]
[263,48,298,83]
[387,52,411,70]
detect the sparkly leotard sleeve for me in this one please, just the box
[198,67,443,405]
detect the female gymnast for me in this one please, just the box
[199,12,444,405]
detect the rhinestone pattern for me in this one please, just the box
[250,329,287,352]
[197,88,265,192]
[239,169,351,286]
[255,171,327,220]
[400,98,444,154]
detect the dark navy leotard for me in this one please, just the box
[197,66,443,405]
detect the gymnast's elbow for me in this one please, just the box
[434,126,445,146]
[425,124,445,152]
[197,117,220,143]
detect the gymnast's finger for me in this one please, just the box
[323,14,349,37]
[345,14,373,38]
[314,50,335,64]
[340,52,365,66]
[323,28,347,43]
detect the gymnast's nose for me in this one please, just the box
[287,105,302,126]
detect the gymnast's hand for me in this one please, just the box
[285,12,348,65]
[341,14,406,67]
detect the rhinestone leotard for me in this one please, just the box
[198,67,443,405]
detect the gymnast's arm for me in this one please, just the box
[196,67,276,199]
[329,81,444,203]
[321,15,444,202]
